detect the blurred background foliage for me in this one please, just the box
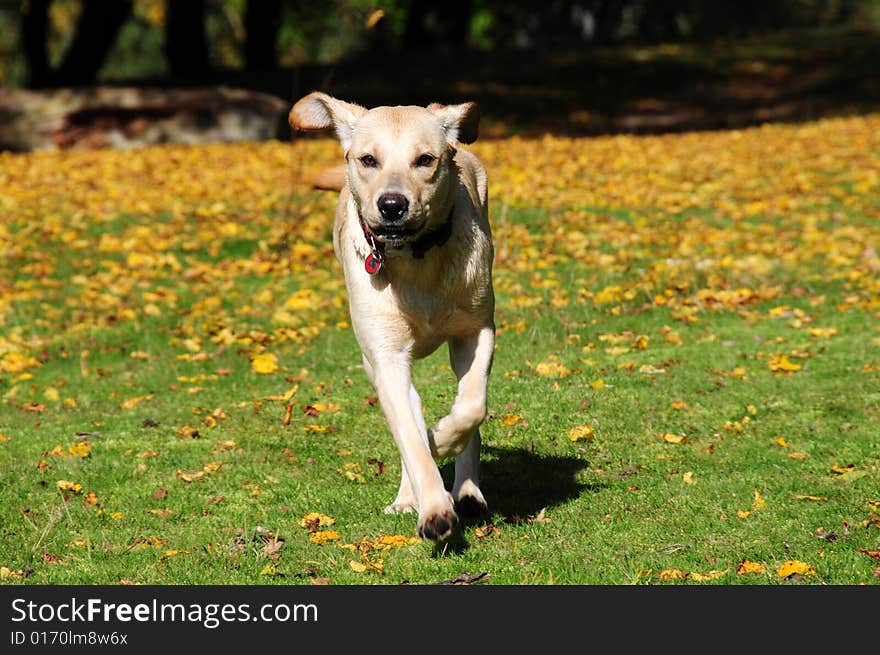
[1,0,878,88]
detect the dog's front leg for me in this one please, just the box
[364,353,457,540]
[429,325,494,514]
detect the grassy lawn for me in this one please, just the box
[1,114,879,585]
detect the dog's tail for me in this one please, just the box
[312,165,346,191]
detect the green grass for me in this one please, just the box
[1,126,879,585]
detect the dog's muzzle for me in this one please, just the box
[377,193,409,224]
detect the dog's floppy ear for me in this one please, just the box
[427,101,480,145]
[289,92,367,152]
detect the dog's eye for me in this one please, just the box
[359,154,378,168]
[415,154,436,167]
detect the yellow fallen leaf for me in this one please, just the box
[176,469,205,482]
[737,510,751,519]
[349,560,367,573]
[474,524,501,539]
[310,402,340,414]
[658,568,688,581]
[260,563,279,576]
[768,354,801,373]
[777,560,815,578]
[309,530,341,544]
[737,560,766,575]
[68,441,91,458]
[788,451,808,461]
[303,424,330,433]
[590,378,605,390]
[174,425,200,439]
[264,384,299,401]
[662,433,686,444]
[120,394,154,410]
[56,480,83,493]
[373,535,421,548]
[534,361,570,378]
[830,464,855,475]
[44,387,60,402]
[689,569,728,582]
[299,512,335,528]
[202,462,223,474]
[774,437,788,447]
[752,489,765,511]
[728,366,747,379]
[501,413,523,426]
[670,399,689,410]
[568,425,595,442]
[251,353,280,374]
[794,494,827,502]
[682,471,695,484]
[339,462,366,483]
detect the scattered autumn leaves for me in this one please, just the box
[295,511,420,578]
[1,111,879,583]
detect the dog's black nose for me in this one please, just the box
[377,193,409,223]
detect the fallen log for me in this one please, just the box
[0,86,289,152]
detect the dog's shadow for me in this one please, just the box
[435,445,602,556]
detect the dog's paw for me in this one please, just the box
[454,494,488,518]
[453,480,488,517]
[384,502,416,514]
[417,508,459,541]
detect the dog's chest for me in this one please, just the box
[381,277,485,357]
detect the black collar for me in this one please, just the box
[358,206,454,274]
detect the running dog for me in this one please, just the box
[289,92,494,540]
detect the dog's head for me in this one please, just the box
[290,92,479,245]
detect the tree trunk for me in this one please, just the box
[244,0,282,71]
[165,0,209,80]
[50,0,132,87]
[21,0,51,88]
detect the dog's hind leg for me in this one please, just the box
[452,429,487,516]
[429,326,494,514]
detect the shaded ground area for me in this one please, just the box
[225,26,880,137]
[3,27,877,151]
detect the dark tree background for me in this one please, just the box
[8,0,873,89]
[3,0,878,141]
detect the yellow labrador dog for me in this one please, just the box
[289,92,494,540]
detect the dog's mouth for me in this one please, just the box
[371,224,423,245]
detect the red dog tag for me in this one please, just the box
[365,251,383,274]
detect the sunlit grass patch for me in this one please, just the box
[1,114,879,584]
